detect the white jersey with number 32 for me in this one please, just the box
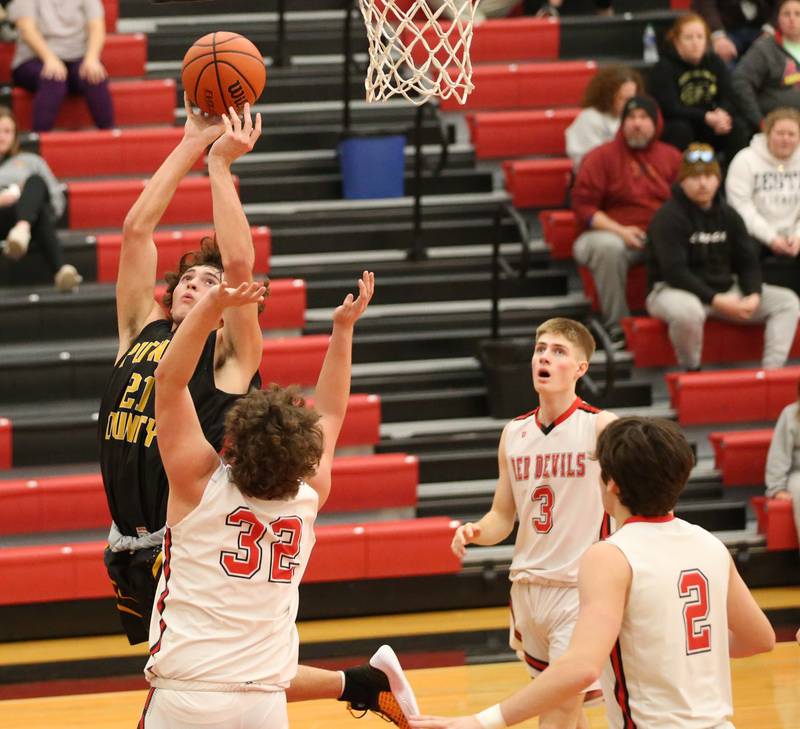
[506,397,610,585]
[601,516,733,729]
[144,461,318,690]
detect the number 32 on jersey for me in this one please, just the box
[219,507,303,582]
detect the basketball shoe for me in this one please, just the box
[340,645,418,728]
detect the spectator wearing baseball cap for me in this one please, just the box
[572,95,682,346]
[646,142,800,370]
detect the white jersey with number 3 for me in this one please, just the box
[144,461,318,690]
[601,516,733,729]
[506,397,610,585]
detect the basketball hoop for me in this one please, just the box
[358,0,480,105]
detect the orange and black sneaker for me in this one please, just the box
[340,646,417,728]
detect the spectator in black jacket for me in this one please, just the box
[692,0,777,63]
[650,13,749,161]
[646,143,799,370]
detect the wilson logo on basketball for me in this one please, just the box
[228,80,247,108]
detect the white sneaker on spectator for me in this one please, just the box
[54,264,83,292]
[3,221,30,260]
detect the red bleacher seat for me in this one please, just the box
[666,367,800,425]
[0,454,417,535]
[579,264,647,315]
[0,35,146,84]
[539,209,578,260]
[0,417,10,470]
[0,517,460,604]
[503,158,572,208]
[41,127,190,178]
[622,317,800,369]
[69,175,231,229]
[261,335,330,387]
[467,108,578,159]
[96,226,271,282]
[103,0,118,33]
[324,453,418,512]
[751,496,799,550]
[13,79,176,131]
[306,394,382,447]
[442,61,596,112]
[403,17,559,68]
[670,0,691,9]
[153,276,304,331]
[708,430,773,487]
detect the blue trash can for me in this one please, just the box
[338,134,406,199]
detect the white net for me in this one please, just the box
[358,0,480,105]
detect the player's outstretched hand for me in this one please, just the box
[183,93,225,147]
[451,522,480,558]
[208,103,262,165]
[332,271,375,329]
[410,714,481,729]
[211,281,266,310]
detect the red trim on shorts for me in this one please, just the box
[148,528,172,656]
[610,639,637,728]
[623,514,675,526]
[138,687,156,728]
[523,650,549,672]
[599,512,612,540]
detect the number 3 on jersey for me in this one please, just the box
[220,508,303,582]
[531,485,554,534]
[678,569,711,654]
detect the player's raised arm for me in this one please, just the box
[115,95,224,359]
[451,426,516,557]
[207,103,264,386]
[307,271,374,508]
[155,281,266,520]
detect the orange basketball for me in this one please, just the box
[182,32,266,116]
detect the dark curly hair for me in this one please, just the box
[595,417,694,517]
[581,65,644,115]
[162,235,266,317]
[223,384,323,501]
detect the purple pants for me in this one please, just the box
[12,57,115,132]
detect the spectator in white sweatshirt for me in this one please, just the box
[565,65,642,169]
[765,385,800,549]
[726,107,800,258]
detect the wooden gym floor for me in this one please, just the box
[2,588,799,728]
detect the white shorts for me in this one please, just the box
[138,687,288,729]
[509,581,601,700]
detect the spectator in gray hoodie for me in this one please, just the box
[733,0,800,134]
[0,105,81,291]
[765,387,800,549]
[726,106,800,256]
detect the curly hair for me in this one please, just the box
[223,384,323,501]
[595,417,694,517]
[162,235,266,317]
[581,65,644,115]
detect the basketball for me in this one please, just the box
[181,32,266,116]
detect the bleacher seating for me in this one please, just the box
[709,430,773,487]
[467,108,578,159]
[503,158,572,208]
[579,265,647,315]
[751,496,799,551]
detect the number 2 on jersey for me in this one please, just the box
[220,508,303,582]
[678,569,711,654]
[531,485,554,534]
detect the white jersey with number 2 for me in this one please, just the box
[506,397,610,585]
[144,461,318,691]
[601,516,733,729]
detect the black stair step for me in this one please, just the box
[674,500,747,533]
[238,168,493,204]
[380,387,489,423]
[353,368,485,395]
[377,430,502,455]
[416,448,497,483]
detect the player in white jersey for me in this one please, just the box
[411,416,775,729]
[450,318,616,729]
[137,272,382,729]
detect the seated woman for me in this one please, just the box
[564,64,642,169]
[733,0,800,137]
[650,12,748,161]
[0,106,81,291]
[765,384,800,551]
[726,107,800,258]
[8,0,114,132]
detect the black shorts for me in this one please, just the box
[104,545,163,645]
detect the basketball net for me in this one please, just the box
[358,0,480,105]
